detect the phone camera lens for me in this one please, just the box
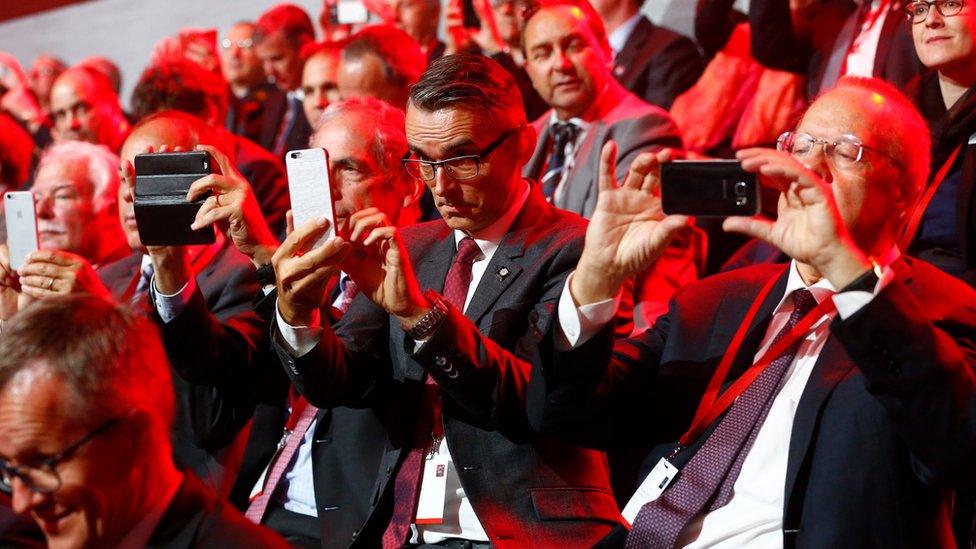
[734,181,748,197]
[290,152,300,159]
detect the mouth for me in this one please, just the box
[926,35,951,44]
[37,227,64,236]
[553,80,582,90]
[34,508,72,534]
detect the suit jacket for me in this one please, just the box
[274,189,623,548]
[536,259,976,548]
[226,82,286,153]
[148,471,288,548]
[97,242,265,496]
[613,16,705,110]
[260,91,313,159]
[524,89,682,218]
[749,0,923,98]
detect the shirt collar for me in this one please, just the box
[609,13,643,55]
[547,111,589,132]
[771,260,838,317]
[453,179,531,256]
[116,471,183,549]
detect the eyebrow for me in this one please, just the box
[408,138,478,159]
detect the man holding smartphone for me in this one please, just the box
[535,77,976,547]
[272,54,622,548]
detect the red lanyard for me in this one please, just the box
[900,144,964,251]
[677,269,838,448]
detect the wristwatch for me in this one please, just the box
[403,290,449,340]
[254,262,275,287]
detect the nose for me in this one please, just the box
[796,145,833,183]
[315,90,329,109]
[555,48,573,72]
[430,166,456,198]
[35,194,54,219]
[64,110,80,130]
[10,477,45,515]
[924,4,945,26]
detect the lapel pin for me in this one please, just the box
[614,65,625,76]
[496,267,510,281]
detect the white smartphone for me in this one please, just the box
[4,191,39,271]
[334,0,369,24]
[286,148,336,250]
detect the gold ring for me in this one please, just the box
[47,277,54,290]
[214,193,221,207]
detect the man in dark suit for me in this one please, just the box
[179,96,423,548]
[221,21,286,152]
[750,0,923,99]
[0,295,287,548]
[536,76,976,547]
[98,111,266,496]
[254,4,315,158]
[591,0,704,110]
[271,54,622,547]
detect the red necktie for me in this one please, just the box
[381,237,483,548]
[627,289,818,548]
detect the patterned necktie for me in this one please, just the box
[381,237,483,548]
[244,276,361,524]
[627,288,819,549]
[541,122,581,201]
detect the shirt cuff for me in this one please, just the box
[151,276,196,323]
[274,300,323,357]
[833,264,894,320]
[555,271,619,350]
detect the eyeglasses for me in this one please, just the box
[776,131,900,170]
[905,0,965,23]
[0,418,119,495]
[220,37,253,50]
[402,125,524,182]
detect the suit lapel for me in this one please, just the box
[524,119,550,181]
[872,2,903,77]
[613,17,651,87]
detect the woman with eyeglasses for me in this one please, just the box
[904,0,976,285]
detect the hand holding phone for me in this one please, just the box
[134,151,217,246]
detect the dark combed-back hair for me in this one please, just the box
[0,294,175,429]
[410,54,526,126]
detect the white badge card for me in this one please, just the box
[621,458,679,526]
[415,455,450,524]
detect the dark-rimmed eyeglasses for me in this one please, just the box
[402,125,524,182]
[0,418,119,495]
[776,131,900,170]
[906,0,965,23]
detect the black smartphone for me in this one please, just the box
[660,160,759,217]
[133,151,216,246]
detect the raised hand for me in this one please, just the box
[0,244,28,320]
[571,141,690,306]
[273,217,350,326]
[725,148,869,287]
[188,144,279,267]
[341,208,427,323]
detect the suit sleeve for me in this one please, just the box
[830,278,976,485]
[272,292,394,409]
[611,110,683,188]
[408,231,582,438]
[748,0,814,74]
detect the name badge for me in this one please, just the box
[415,454,450,524]
[621,458,679,526]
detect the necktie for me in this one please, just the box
[244,278,360,524]
[541,122,581,201]
[627,288,819,549]
[381,237,483,548]
[272,95,300,157]
[129,261,154,312]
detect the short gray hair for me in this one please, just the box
[37,140,121,215]
[313,96,408,177]
[0,294,175,431]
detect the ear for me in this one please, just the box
[516,124,538,165]
[402,176,425,208]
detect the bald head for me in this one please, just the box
[50,67,127,151]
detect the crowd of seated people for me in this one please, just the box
[0,1,975,548]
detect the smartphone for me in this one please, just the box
[5,191,38,271]
[286,148,336,250]
[661,160,759,217]
[330,0,370,25]
[133,151,216,246]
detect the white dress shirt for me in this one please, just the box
[277,180,532,542]
[558,259,891,547]
[843,0,891,78]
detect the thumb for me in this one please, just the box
[723,215,774,243]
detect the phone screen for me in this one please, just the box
[286,148,336,250]
[5,191,39,271]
